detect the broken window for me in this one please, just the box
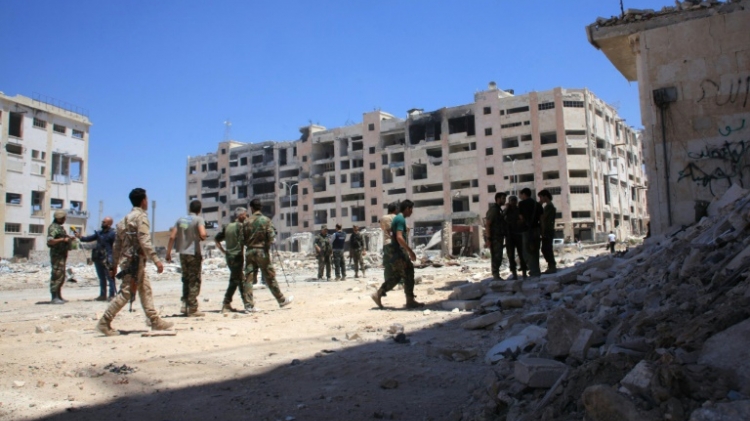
[31,150,46,160]
[189,166,197,174]
[6,193,21,205]
[411,164,428,180]
[414,183,443,194]
[502,137,519,148]
[371,198,377,205]
[368,123,375,131]
[382,155,388,165]
[542,149,558,157]
[342,208,348,217]
[341,160,350,170]
[382,169,393,185]
[329,175,335,185]
[330,208,336,218]
[486,167,495,176]
[208,162,218,171]
[483,106,491,115]
[565,130,586,136]
[341,174,347,183]
[201,179,219,189]
[72,129,84,139]
[240,157,248,166]
[70,158,83,182]
[540,132,557,144]
[448,115,476,136]
[9,112,23,138]
[518,173,535,183]
[567,148,587,155]
[448,143,476,154]
[279,150,288,166]
[370,180,376,188]
[6,143,23,156]
[543,171,559,180]
[572,211,591,218]
[51,198,64,209]
[31,191,44,216]
[569,170,588,178]
[506,106,529,115]
[252,155,263,164]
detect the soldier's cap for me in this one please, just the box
[321,225,328,230]
[54,210,66,219]
[234,207,247,216]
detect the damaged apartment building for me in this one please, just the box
[0,93,91,259]
[187,84,648,254]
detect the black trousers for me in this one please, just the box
[505,233,527,273]
[541,236,555,269]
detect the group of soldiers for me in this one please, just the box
[313,224,366,281]
[484,187,557,280]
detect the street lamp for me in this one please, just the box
[279,181,299,247]
[505,155,517,196]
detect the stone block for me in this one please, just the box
[690,400,750,421]
[699,318,750,391]
[449,282,483,300]
[589,270,611,281]
[570,328,594,361]
[485,325,547,363]
[489,279,522,293]
[461,311,504,330]
[576,275,593,283]
[620,360,654,397]
[582,385,648,421]
[479,293,502,308]
[538,280,560,293]
[547,307,604,357]
[441,300,481,311]
[514,357,568,388]
[499,294,526,309]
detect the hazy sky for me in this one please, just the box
[1,0,668,231]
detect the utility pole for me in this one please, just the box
[98,200,103,225]
[151,200,156,243]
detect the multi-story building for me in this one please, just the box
[187,84,648,253]
[0,93,92,258]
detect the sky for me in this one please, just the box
[1,0,669,232]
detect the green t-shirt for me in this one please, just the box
[216,222,243,259]
[391,213,407,246]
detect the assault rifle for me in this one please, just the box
[116,255,140,312]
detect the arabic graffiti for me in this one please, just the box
[719,119,745,137]
[697,76,750,108]
[678,139,750,196]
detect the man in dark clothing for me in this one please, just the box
[484,192,507,280]
[518,188,542,278]
[504,196,527,280]
[349,225,366,278]
[77,217,117,301]
[538,190,557,274]
[331,224,347,280]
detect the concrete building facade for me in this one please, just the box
[0,93,91,258]
[588,1,750,236]
[187,85,648,253]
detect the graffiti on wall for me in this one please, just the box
[697,76,750,108]
[678,137,750,195]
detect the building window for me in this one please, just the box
[543,171,559,180]
[486,167,494,175]
[370,180,376,188]
[472,195,479,203]
[330,209,336,218]
[72,129,84,139]
[538,102,555,111]
[369,147,376,154]
[329,175,335,185]
[382,155,388,165]
[540,132,557,144]
[567,148,587,155]
[485,147,493,156]
[570,185,590,194]
[569,170,588,178]
[303,205,309,211]
[221,148,226,154]
[371,215,378,223]
[369,162,376,170]
[220,181,226,188]
[502,137,519,148]
[303,156,308,162]
[6,143,23,156]
[499,110,505,115]
[6,193,21,205]
[541,149,558,157]
[9,112,23,138]
[488,184,496,193]
[507,106,529,115]
[524,121,530,126]
[51,198,64,209]
[500,121,522,129]
[483,106,491,115]
[572,211,591,218]
[564,101,585,108]
[53,124,66,134]
[341,174,347,183]
[371,198,377,205]
[29,224,44,234]
[303,188,308,195]
[5,223,21,233]
[33,118,47,129]
[368,123,375,131]
[548,187,561,195]
[342,208,348,217]
[484,127,493,136]
[304,221,309,228]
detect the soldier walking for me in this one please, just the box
[166,200,207,317]
[484,192,507,280]
[241,198,293,311]
[380,203,397,288]
[96,188,173,336]
[314,225,332,281]
[331,224,347,280]
[371,200,424,309]
[350,225,366,278]
[215,207,250,313]
[538,190,557,274]
[47,209,75,304]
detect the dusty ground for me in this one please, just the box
[0,246,605,421]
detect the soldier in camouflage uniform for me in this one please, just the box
[216,207,249,313]
[314,225,332,281]
[241,198,293,311]
[47,209,74,304]
[96,188,173,336]
[349,225,366,278]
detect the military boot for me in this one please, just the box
[180,301,187,315]
[51,292,65,305]
[370,288,385,309]
[96,316,119,336]
[187,309,205,317]
[405,294,424,309]
[510,270,518,281]
[279,296,294,308]
[221,303,234,314]
[150,318,174,331]
[354,271,359,279]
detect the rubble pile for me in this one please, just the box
[592,0,744,28]
[451,189,750,420]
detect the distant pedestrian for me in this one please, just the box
[331,224,347,280]
[166,200,207,317]
[538,189,557,274]
[77,217,116,301]
[484,192,507,280]
[350,225,366,278]
[47,209,75,304]
[314,225,332,281]
[608,231,616,254]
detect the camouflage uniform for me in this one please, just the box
[350,232,365,276]
[380,214,396,286]
[314,233,332,280]
[242,211,288,308]
[99,207,169,328]
[47,221,68,300]
[485,203,507,279]
[180,255,203,312]
[216,222,249,307]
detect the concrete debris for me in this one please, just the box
[514,357,568,388]
[690,400,750,421]
[460,311,503,330]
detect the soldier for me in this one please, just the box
[331,224,347,280]
[371,200,424,309]
[77,216,116,301]
[504,196,527,280]
[241,198,293,311]
[538,190,557,274]
[314,225,332,281]
[215,207,249,313]
[47,209,75,304]
[166,200,207,317]
[484,192,507,280]
[518,188,543,278]
[350,225,366,278]
[380,203,398,288]
[95,188,173,336]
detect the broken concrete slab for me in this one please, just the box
[547,307,604,357]
[698,318,750,390]
[449,282,484,300]
[489,279,522,293]
[582,384,653,421]
[570,328,594,361]
[620,360,654,397]
[538,280,560,293]
[485,325,547,363]
[689,400,750,421]
[441,300,481,311]
[461,311,504,330]
[514,357,568,388]
[498,293,526,309]
[707,184,748,217]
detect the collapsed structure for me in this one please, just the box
[187,86,649,255]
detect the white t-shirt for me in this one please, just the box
[608,233,616,243]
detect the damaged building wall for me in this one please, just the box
[588,1,750,236]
